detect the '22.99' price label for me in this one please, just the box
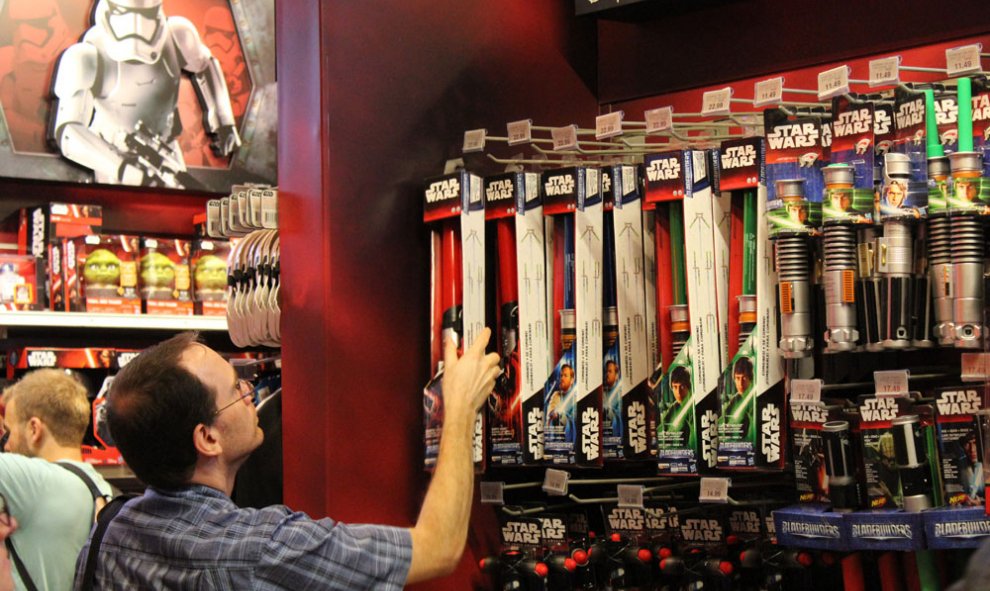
[701,87,732,117]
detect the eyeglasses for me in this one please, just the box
[214,379,255,416]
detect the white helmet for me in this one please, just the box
[95,0,167,64]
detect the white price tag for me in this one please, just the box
[551,125,578,151]
[961,353,990,382]
[874,370,910,397]
[699,477,730,504]
[645,107,673,134]
[946,44,983,77]
[818,65,851,101]
[507,119,532,145]
[701,87,732,117]
[790,379,823,405]
[462,129,487,153]
[480,481,505,505]
[869,56,901,87]
[542,468,570,496]
[595,111,624,140]
[617,484,645,509]
[753,77,783,108]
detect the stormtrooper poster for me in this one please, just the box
[0,0,275,192]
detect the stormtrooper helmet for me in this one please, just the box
[95,0,168,64]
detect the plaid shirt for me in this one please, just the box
[73,485,412,590]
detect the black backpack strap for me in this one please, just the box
[78,494,135,591]
[57,462,109,503]
[5,537,39,591]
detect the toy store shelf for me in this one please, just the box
[0,311,227,332]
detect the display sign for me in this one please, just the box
[0,0,276,193]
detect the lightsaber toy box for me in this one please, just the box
[935,385,986,506]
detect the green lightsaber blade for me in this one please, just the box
[958,77,973,152]
[669,201,687,306]
[742,190,757,296]
[924,89,944,158]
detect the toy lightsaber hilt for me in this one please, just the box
[878,219,914,349]
[441,304,464,351]
[856,227,883,351]
[737,294,757,347]
[911,222,934,348]
[891,414,933,512]
[670,304,690,358]
[822,421,859,512]
[949,212,984,349]
[776,234,814,358]
[823,224,859,352]
[927,213,954,346]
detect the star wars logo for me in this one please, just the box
[502,521,541,545]
[26,351,57,367]
[646,158,680,182]
[895,98,924,129]
[425,178,461,203]
[700,410,718,467]
[761,403,781,462]
[874,108,892,136]
[485,179,515,203]
[790,403,828,423]
[582,407,600,460]
[767,122,818,150]
[974,93,990,123]
[527,407,544,459]
[644,507,679,531]
[859,397,898,422]
[540,517,566,542]
[729,511,762,534]
[473,415,484,463]
[720,145,756,169]
[681,519,723,543]
[608,508,645,532]
[544,175,575,197]
[31,209,44,258]
[936,389,982,416]
[851,523,912,540]
[934,98,958,126]
[626,401,647,454]
[601,171,612,196]
[834,108,872,137]
[51,242,62,275]
[116,352,139,368]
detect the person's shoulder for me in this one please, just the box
[59,460,115,495]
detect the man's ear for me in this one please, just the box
[26,417,43,447]
[192,423,222,458]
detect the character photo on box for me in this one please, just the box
[659,364,694,448]
[955,430,985,506]
[603,358,622,441]
[864,431,900,502]
[795,433,828,500]
[722,356,755,441]
[193,253,227,300]
[50,0,241,189]
[82,247,121,297]
[546,363,576,443]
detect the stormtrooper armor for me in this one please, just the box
[51,0,241,188]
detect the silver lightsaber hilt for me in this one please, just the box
[823,224,859,352]
[878,220,914,349]
[738,294,757,348]
[928,215,954,346]
[670,304,690,359]
[951,215,985,348]
[857,227,883,351]
[891,414,932,512]
[776,235,814,358]
[911,223,934,348]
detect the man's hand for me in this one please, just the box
[440,327,501,428]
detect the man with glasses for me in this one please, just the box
[0,369,113,590]
[75,330,500,589]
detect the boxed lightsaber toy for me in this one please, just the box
[644,150,724,475]
[421,170,485,471]
[139,238,193,315]
[191,239,231,316]
[934,385,986,506]
[7,347,117,371]
[789,394,853,504]
[66,234,141,314]
[542,167,603,466]
[716,136,785,470]
[484,172,549,466]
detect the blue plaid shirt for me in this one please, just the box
[73,485,412,590]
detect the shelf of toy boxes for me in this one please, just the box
[0,310,227,332]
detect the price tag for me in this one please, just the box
[961,353,990,382]
[462,128,486,153]
[818,65,851,101]
[753,77,783,108]
[790,379,823,405]
[596,111,624,140]
[480,481,505,505]
[442,158,463,175]
[645,107,673,134]
[617,484,645,509]
[699,477,730,504]
[869,56,900,87]
[946,44,983,77]
[507,119,532,145]
[542,468,570,496]
[551,125,578,151]
[874,370,910,397]
[701,87,732,117]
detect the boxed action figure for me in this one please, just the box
[140,238,194,315]
[67,234,141,314]
[191,239,232,316]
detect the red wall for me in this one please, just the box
[277,2,598,589]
